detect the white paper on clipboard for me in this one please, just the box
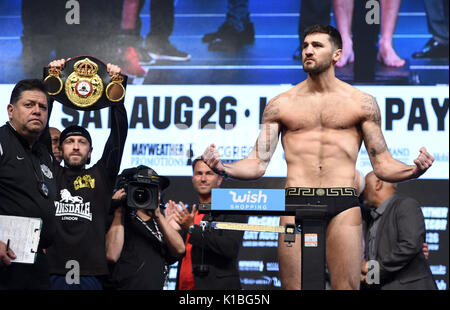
[0,215,42,264]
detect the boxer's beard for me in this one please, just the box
[64,155,89,170]
[303,58,333,74]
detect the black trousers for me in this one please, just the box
[119,0,175,49]
[0,252,50,290]
[143,0,175,44]
[298,0,332,44]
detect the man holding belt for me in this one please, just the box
[44,59,128,290]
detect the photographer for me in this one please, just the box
[106,166,185,290]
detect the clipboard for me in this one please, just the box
[0,215,42,264]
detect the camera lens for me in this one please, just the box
[127,182,158,210]
[133,187,150,204]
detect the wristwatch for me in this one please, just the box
[188,225,195,234]
[214,168,229,179]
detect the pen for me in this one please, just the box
[6,239,10,253]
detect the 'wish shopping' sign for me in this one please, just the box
[211,189,285,212]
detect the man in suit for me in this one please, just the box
[361,171,436,290]
[166,157,245,290]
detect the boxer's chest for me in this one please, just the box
[282,97,360,131]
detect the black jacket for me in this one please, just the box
[176,212,246,290]
[0,122,57,289]
[366,194,437,290]
[110,209,181,290]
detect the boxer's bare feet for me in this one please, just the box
[336,39,354,67]
[377,40,405,67]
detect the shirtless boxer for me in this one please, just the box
[202,25,434,290]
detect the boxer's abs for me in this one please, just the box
[281,127,361,188]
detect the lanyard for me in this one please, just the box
[134,213,164,243]
[133,212,170,280]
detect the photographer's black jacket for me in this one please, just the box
[110,209,179,290]
[46,102,127,277]
[0,122,57,289]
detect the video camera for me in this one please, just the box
[116,165,170,210]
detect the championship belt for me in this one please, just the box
[43,55,128,110]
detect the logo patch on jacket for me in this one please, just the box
[74,174,95,190]
[55,188,92,221]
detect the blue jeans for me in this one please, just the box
[50,275,103,290]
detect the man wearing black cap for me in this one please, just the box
[105,166,185,290]
[45,61,128,290]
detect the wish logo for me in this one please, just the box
[55,189,92,221]
[229,190,267,204]
[211,188,285,212]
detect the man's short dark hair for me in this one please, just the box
[303,24,343,50]
[10,79,49,106]
[192,157,204,172]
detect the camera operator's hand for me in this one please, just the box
[148,205,162,219]
[112,188,126,201]
[135,206,162,222]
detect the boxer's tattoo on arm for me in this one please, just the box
[361,93,388,158]
[251,97,281,167]
[253,122,280,167]
[361,93,381,126]
[262,96,280,124]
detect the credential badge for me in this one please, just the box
[41,164,53,179]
